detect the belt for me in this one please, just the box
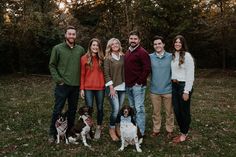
[171,79,185,84]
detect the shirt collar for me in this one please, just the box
[111,53,121,60]
[129,44,140,52]
[155,51,165,58]
[64,41,76,49]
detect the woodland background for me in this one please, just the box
[1,1,236,156]
[0,0,236,75]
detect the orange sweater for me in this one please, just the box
[80,55,105,90]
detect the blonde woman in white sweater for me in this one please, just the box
[171,35,194,143]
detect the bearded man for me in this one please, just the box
[48,26,85,143]
[124,30,151,138]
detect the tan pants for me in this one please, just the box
[150,93,174,133]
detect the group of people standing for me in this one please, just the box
[48,25,195,145]
[149,35,194,143]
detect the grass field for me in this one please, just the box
[0,69,236,157]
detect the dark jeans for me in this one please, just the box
[85,90,105,125]
[172,82,193,134]
[49,84,79,138]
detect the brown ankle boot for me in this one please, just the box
[109,128,119,141]
[115,124,121,138]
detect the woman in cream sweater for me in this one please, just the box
[171,35,195,143]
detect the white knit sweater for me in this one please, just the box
[171,52,195,93]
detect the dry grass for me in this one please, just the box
[0,69,236,156]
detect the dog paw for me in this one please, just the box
[137,148,142,153]
[118,147,124,151]
[84,144,91,147]
[68,137,78,144]
[68,137,76,142]
[69,141,79,145]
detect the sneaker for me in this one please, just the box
[94,126,102,139]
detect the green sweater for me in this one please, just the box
[104,56,125,87]
[49,42,85,86]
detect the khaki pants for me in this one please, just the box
[150,93,174,133]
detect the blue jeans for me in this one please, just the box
[49,84,79,138]
[108,91,126,128]
[126,85,146,136]
[85,90,105,125]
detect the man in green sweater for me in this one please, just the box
[48,26,85,143]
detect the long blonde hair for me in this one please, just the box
[85,38,104,68]
[105,38,124,59]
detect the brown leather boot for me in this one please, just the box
[115,124,121,138]
[109,128,119,141]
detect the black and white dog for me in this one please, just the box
[68,106,94,147]
[116,105,142,152]
[55,112,69,144]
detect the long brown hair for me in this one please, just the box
[86,38,104,69]
[172,35,188,66]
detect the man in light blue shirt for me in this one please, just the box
[149,36,174,139]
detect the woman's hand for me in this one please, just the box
[182,93,189,101]
[80,90,85,99]
[109,85,116,98]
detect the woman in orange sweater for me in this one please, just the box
[80,38,105,139]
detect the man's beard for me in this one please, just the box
[66,38,75,45]
[129,42,138,48]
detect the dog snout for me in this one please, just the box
[124,109,129,115]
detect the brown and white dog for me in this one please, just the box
[68,106,94,147]
[55,112,69,144]
[116,105,142,152]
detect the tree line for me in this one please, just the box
[0,0,235,75]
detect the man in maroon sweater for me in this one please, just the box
[124,30,151,137]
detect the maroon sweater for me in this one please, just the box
[124,46,151,87]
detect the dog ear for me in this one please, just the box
[88,106,93,116]
[56,113,61,119]
[78,106,84,115]
[120,105,125,116]
[116,112,121,124]
[129,107,136,125]
[63,111,68,117]
[116,108,123,123]
[129,106,135,117]
[137,127,142,138]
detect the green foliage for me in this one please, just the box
[0,0,236,74]
[0,0,62,74]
